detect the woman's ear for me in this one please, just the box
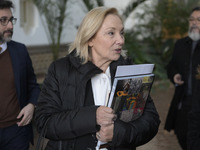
[88,39,93,47]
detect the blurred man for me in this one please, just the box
[0,0,40,149]
[164,6,200,150]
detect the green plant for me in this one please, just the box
[128,0,200,80]
[32,0,68,60]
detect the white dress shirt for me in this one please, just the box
[91,66,111,150]
[0,42,7,54]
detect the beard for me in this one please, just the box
[188,25,200,41]
[0,29,13,43]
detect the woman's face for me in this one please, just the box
[89,14,124,67]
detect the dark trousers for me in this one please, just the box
[175,109,188,150]
[0,124,29,150]
[174,96,192,150]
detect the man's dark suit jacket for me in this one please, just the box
[7,40,40,144]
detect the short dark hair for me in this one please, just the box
[0,0,14,10]
[191,6,200,13]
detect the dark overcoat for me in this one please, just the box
[164,37,200,131]
[35,53,160,150]
[188,79,200,150]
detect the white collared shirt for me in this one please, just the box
[0,42,7,54]
[91,66,111,150]
[91,66,111,106]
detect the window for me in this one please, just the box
[20,0,39,35]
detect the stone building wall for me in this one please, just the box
[27,44,68,83]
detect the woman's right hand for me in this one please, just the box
[96,106,116,126]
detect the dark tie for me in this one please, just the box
[0,47,2,53]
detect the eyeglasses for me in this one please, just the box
[188,17,200,23]
[0,17,17,26]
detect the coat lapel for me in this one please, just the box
[8,41,21,100]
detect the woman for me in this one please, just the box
[188,66,200,150]
[35,7,160,150]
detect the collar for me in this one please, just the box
[68,51,102,75]
[0,42,7,54]
[185,36,200,44]
[68,50,130,82]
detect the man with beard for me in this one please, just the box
[164,6,200,150]
[0,0,40,150]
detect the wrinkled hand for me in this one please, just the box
[96,106,116,142]
[96,106,116,126]
[17,103,35,126]
[173,73,184,85]
[96,124,114,142]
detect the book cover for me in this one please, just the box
[107,64,155,122]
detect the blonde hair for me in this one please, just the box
[68,7,126,64]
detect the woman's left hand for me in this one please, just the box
[96,123,114,142]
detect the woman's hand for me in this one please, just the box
[96,106,116,142]
[96,106,116,126]
[96,123,114,142]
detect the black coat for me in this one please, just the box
[188,79,200,150]
[35,53,160,150]
[164,37,200,131]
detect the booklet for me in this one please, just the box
[96,64,155,149]
[107,64,155,122]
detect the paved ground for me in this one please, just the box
[30,80,182,150]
